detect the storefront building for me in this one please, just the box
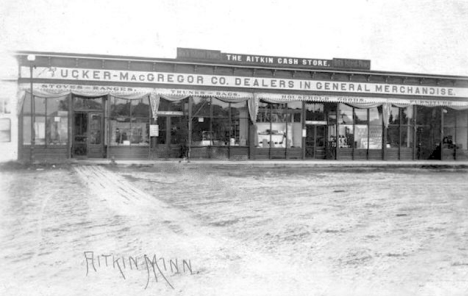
[7,48,468,162]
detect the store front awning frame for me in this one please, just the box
[18,84,468,122]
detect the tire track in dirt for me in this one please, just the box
[114,167,376,292]
[112,166,468,295]
[72,165,347,296]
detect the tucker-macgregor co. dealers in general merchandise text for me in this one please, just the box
[22,67,464,97]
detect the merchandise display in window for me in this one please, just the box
[22,96,69,145]
[191,97,249,147]
[110,97,150,146]
[338,105,383,150]
[257,102,302,148]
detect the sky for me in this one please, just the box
[1,0,468,79]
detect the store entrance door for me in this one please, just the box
[305,124,326,159]
[153,115,188,158]
[416,107,442,160]
[73,112,104,158]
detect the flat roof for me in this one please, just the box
[13,50,468,81]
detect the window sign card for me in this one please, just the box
[150,125,159,137]
[54,117,61,122]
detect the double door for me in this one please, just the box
[73,112,104,158]
[305,124,327,159]
[153,115,187,158]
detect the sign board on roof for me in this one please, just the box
[332,58,371,70]
[176,48,371,70]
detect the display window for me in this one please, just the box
[46,98,69,145]
[257,102,292,149]
[192,97,213,146]
[443,108,456,150]
[354,108,368,149]
[211,117,230,145]
[110,97,149,146]
[368,107,383,149]
[34,116,46,145]
[387,106,401,149]
[191,97,248,147]
[230,101,250,146]
[388,106,400,125]
[211,98,230,146]
[401,105,414,125]
[287,101,302,148]
[256,101,270,148]
[444,109,468,151]
[256,102,301,149]
[400,127,413,148]
[455,111,468,151]
[326,104,338,150]
[338,104,383,150]
[192,97,227,146]
[387,125,400,147]
[338,104,354,148]
[387,106,414,150]
[22,95,69,145]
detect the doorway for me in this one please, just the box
[153,115,188,158]
[305,124,326,159]
[73,112,104,158]
[416,106,442,160]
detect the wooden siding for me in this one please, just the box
[368,149,383,160]
[21,146,68,161]
[338,148,353,160]
[108,146,150,159]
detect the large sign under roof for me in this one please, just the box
[18,83,468,108]
[21,66,468,98]
[177,48,371,71]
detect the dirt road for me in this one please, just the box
[1,164,468,295]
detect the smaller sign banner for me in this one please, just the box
[305,121,327,125]
[156,111,184,116]
[155,88,253,99]
[332,58,371,70]
[150,125,159,137]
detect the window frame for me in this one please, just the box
[110,97,150,146]
[22,96,69,146]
